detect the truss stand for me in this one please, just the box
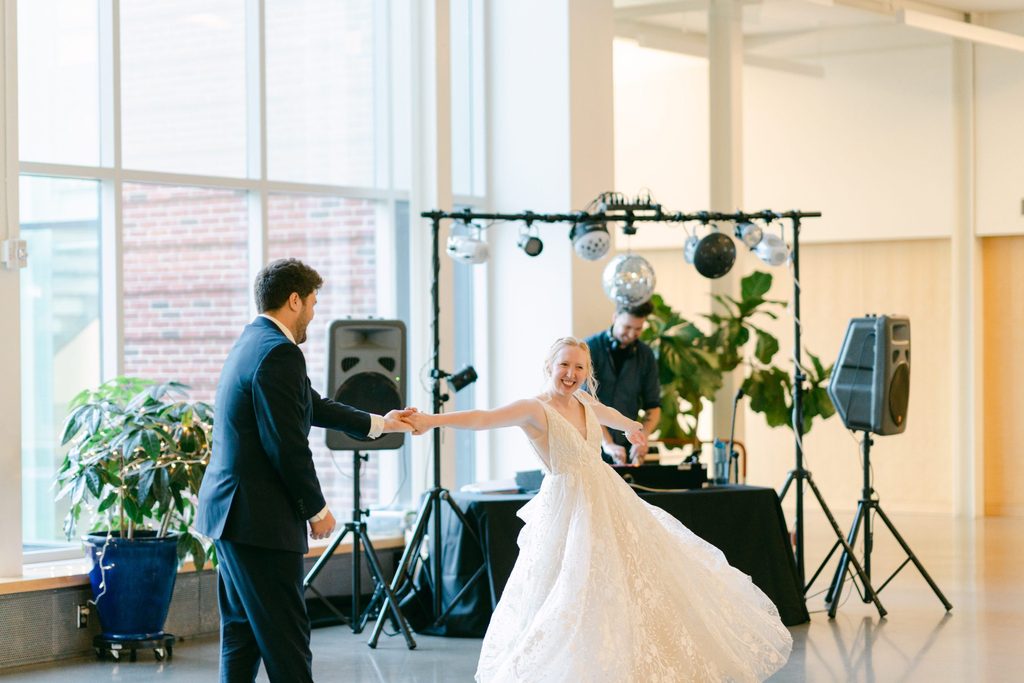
[776,215,887,619]
[822,432,952,618]
[367,216,487,649]
[303,450,416,649]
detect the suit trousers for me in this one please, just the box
[214,539,313,683]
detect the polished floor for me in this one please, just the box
[2,512,1022,682]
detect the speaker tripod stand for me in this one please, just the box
[303,450,416,649]
[822,432,952,618]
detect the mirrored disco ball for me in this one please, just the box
[602,254,656,306]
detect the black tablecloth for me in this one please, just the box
[410,484,808,636]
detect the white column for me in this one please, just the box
[0,0,24,576]
[409,0,455,490]
[707,0,744,442]
[951,39,983,518]
[485,0,614,479]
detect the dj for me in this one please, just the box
[585,301,662,465]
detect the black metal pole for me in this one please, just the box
[352,450,362,626]
[430,215,443,618]
[791,216,806,587]
[862,433,874,597]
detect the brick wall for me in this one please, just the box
[122,184,381,516]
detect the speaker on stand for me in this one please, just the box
[822,314,951,618]
[303,319,416,648]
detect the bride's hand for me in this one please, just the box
[625,423,646,450]
[405,411,435,435]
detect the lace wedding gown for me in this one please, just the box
[475,397,792,683]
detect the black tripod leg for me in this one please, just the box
[803,476,887,619]
[304,526,351,588]
[873,505,953,611]
[360,533,417,649]
[825,502,866,605]
[368,493,432,648]
[778,470,797,502]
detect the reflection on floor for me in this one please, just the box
[1,512,1021,682]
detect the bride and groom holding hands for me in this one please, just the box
[198,258,791,683]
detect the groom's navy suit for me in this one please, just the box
[198,316,373,682]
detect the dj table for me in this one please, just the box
[408,484,808,636]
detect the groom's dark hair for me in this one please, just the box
[254,258,324,312]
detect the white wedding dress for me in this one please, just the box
[475,397,793,683]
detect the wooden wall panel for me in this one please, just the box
[643,238,953,515]
[982,236,1024,516]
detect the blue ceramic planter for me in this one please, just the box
[86,531,179,640]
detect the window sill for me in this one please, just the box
[1,533,405,596]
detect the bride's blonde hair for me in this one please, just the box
[542,337,599,400]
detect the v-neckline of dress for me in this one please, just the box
[544,397,590,443]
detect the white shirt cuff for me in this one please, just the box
[309,505,329,522]
[367,414,384,439]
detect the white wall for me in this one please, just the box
[1,0,23,576]
[975,14,1024,237]
[606,19,1024,515]
[485,0,614,480]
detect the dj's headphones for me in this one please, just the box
[607,328,637,355]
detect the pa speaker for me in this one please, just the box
[325,319,406,451]
[827,315,910,436]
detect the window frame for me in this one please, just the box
[13,0,419,564]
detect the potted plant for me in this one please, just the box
[55,377,214,644]
[641,271,835,451]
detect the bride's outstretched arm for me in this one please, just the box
[587,401,646,447]
[407,399,545,436]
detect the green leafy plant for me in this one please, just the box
[641,271,835,448]
[55,378,215,569]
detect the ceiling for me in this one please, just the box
[614,0,1024,61]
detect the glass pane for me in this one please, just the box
[267,194,379,513]
[122,183,250,401]
[450,0,473,197]
[17,0,100,166]
[266,0,377,186]
[120,1,247,176]
[20,175,102,546]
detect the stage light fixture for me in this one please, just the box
[517,225,544,257]
[754,232,790,267]
[735,221,763,249]
[448,365,478,392]
[569,221,611,261]
[683,234,699,264]
[446,223,489,265]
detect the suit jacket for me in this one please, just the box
[197,317,372,553]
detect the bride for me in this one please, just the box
[408,337,792,682]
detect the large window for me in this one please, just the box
[17,0,100,166]
[19,176,102,548]
[267,194,381,512]
[16,0,414,558]
[120,1,248,176]
[121,183,251,401]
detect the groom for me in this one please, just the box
[197,258,416,683]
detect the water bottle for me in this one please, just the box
[712,439,729,485]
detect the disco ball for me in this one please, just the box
[693,231,736,279]
[602,254,656,306]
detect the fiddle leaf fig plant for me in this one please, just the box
[55,377,215,570]
[641,271,835,448]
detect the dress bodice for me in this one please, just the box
[534,397,603,475]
